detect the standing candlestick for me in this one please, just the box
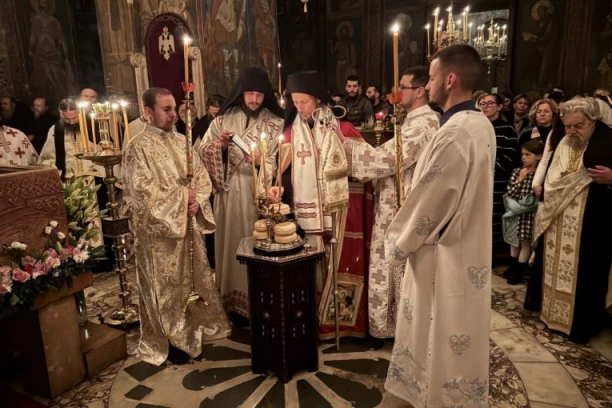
[277,134,284,188]
[392,23,400,92]
[250,143,258,200]
[111,103,120,151]
[120,100,131,146]
[183,36,191,86]
[260,132,268,192]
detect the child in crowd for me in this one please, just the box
[502,139,545,284]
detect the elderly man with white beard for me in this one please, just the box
[525,97,612,344]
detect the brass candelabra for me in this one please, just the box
[76,104,139,327]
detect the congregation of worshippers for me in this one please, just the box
[1,43,611,407]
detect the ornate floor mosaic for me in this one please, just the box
[31,267,612,408]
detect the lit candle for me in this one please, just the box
[277,134,284,188]
[90,112,97,152]
[438,25,443,47]
[502,24,507,40]
[425,24,431,58]
[468,23,473,45]
[277,62,282,93]
[260,132,268,193]
[77,102,87,153]
[250,142,257,200]
[433,8,439,42]
[392,23,399,92]
[120,100,131,145]
[111,103,120,150]
[183,36,191,85]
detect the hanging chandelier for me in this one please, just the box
[425,2,507,71]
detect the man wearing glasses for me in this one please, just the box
[338,66,439,339]
[477,93,518,264]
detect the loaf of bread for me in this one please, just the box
[273,221,297,236]
[275,232,298,244]
[253,230,268,240]
[268,203,291,215]
[254,219,269,232]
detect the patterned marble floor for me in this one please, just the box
[29,267,612,408]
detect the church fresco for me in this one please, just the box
[585,0,612,92]
[13,0,79,104]
[512,0,566,92]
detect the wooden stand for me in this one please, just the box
[236,236,325,383]
[0,272,127,398]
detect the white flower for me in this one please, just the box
[45,226,53,235]
[57,232,66,240]
[49,220,58,228]
[10,242,27,251]
[74,250,90,264]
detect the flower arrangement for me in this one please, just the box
[0,175,107,311]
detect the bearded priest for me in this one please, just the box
[269,71,373,340]
[199,67,284,320]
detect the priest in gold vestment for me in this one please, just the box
[123,88,231,365]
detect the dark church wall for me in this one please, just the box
[278,0,599,97]
[2,0,81,106]
[511,0,566,93]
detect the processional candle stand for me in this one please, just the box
[76,101,139,327]
[181,35,207,311]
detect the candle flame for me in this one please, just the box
[260,132,267,140]
[277,62,281,68]
[503,24,507,29]
[469,22,473,27]
[425,23,430,29]
[120,100,128,108]
[434,7,439,15]
[465,6,470,12]
[111,103,119,110]
[278,134,285,142]
[89,112,96,118]
[183,35,192,45]
[250,142,257,150]
[447,6,452,13]
[391,23,399,33]
[77,101,87,109]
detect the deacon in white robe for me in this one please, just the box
[199,67,284,318]
[0,123,38,166]
[342,66,439,339]
[123,88,231,365]
[384,45,496,407]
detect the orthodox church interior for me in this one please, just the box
[0,0,611,407]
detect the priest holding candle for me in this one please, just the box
[199,67,284,321]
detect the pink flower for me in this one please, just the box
[0,266,11,276]
[0,271,12,295]
[72,247,82,257]
[12,268,30,283]
[43,249,61,269]
[32,261,48,279]
[21,256,36,273]
[60,245,74,261]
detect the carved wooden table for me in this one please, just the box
[236,235,325,383]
